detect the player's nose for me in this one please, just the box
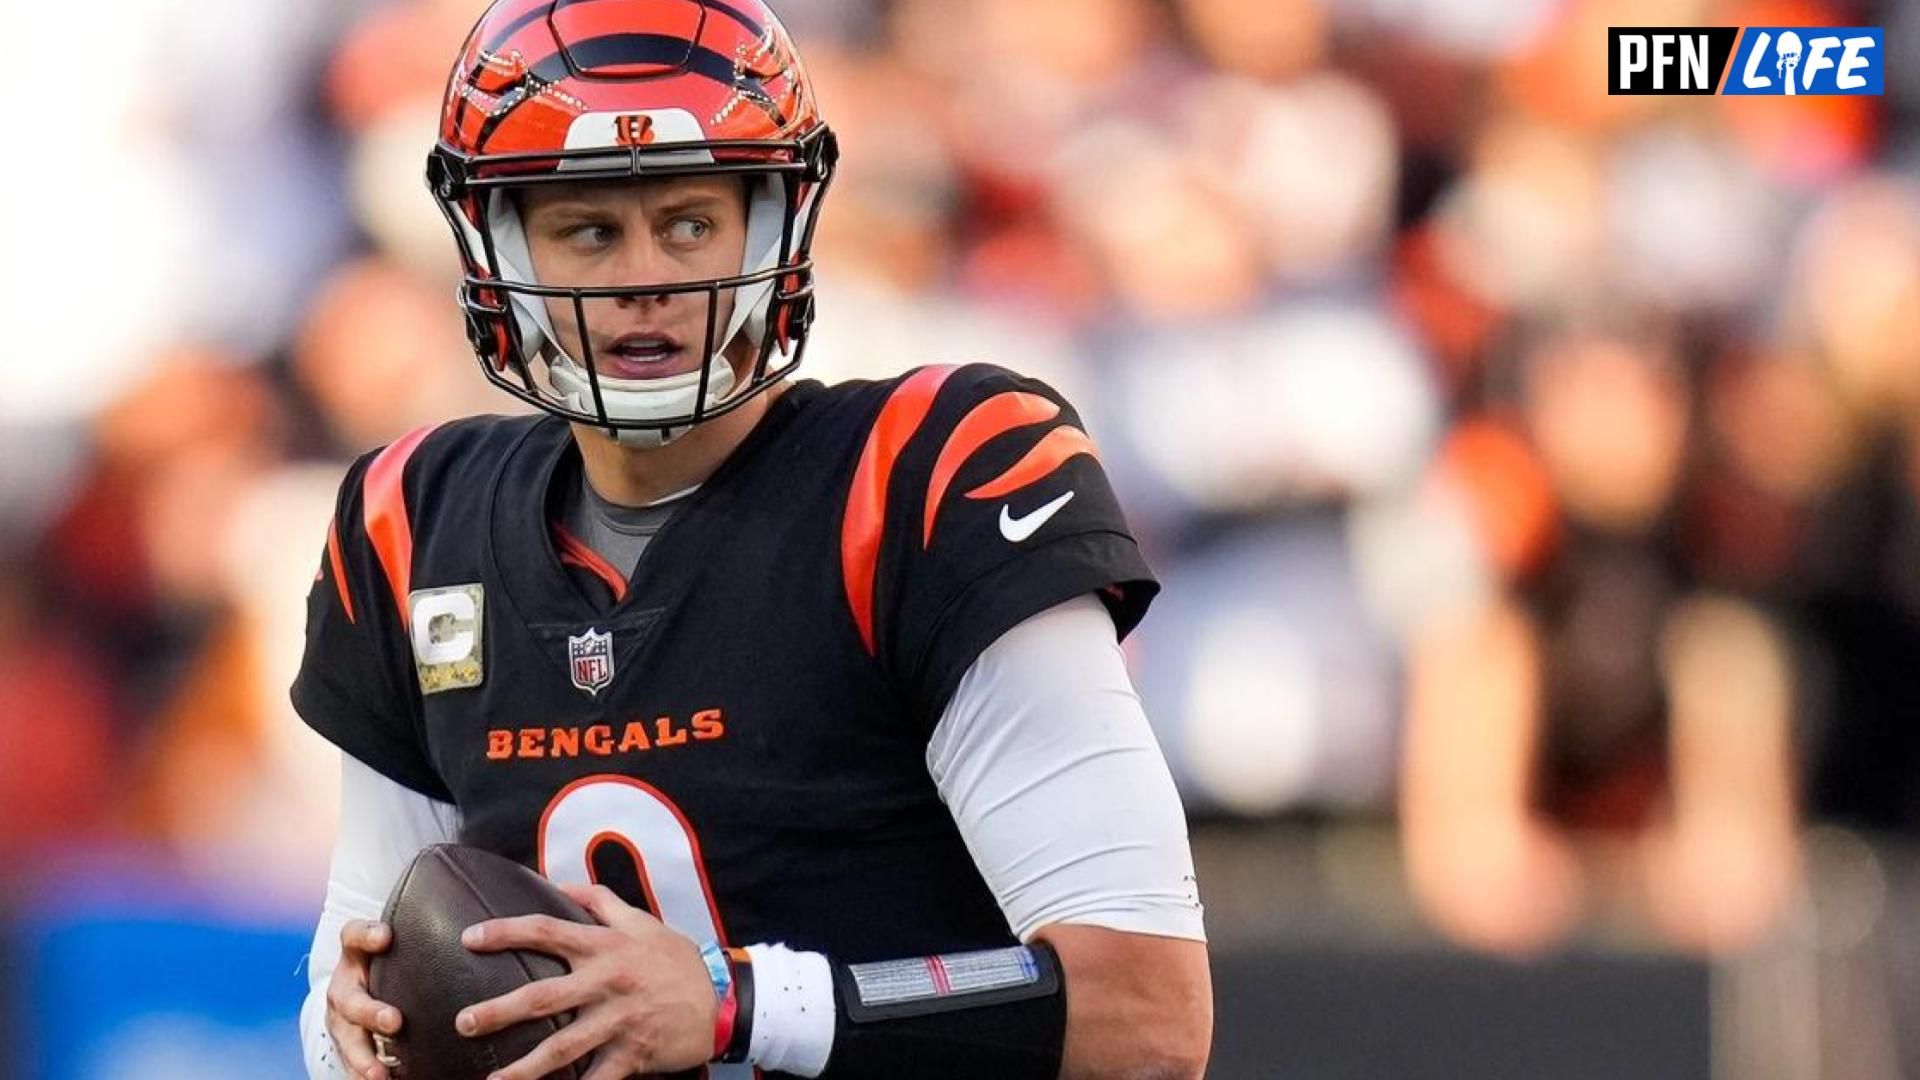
[610,234,680,305]
[613,283,673,310]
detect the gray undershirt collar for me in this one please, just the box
[558,469,694,584]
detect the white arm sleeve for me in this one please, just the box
[301,754,462,1080]
[928,593,1206,943]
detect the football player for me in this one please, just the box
[297,1,1210,1077]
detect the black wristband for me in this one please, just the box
[821,941,1067,1079]
[722,949,755,1064]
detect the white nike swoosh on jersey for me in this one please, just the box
[999,490,1076,543]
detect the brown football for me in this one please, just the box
[368,843,593,1080]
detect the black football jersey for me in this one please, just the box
[294,364,1156,988]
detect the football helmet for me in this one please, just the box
[429,0,837,446]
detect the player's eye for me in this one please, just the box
[662,216,713,246]
[556,221,618,250]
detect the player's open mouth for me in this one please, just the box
[598,333,687,379]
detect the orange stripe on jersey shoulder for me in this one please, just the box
[923,392,1059,547]
[966,424,1099,501]
[552,523,630,603]
[842,365,958,655]
[326,516,355,625]
[362,423,442,630]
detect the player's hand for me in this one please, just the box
[459,882,717,1080]
[326,919,405,1080]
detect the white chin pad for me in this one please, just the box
[482,174,793,442]
[549,352,738,424]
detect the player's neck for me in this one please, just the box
[570,382,786,507]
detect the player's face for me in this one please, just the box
[519,176,752,381]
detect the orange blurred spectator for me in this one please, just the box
[1400,330,1801,956]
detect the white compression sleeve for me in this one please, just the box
[301,754,462,1080]
[738,597,1204,1072]
[927,593,1206,943]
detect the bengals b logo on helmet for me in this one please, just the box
[613,114,656,146]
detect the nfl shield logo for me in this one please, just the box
[568,628,614,697]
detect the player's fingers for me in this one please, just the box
[555,881,613,914]
[491,1008,621,1080]
[340,919,393,956]
[323,1007,389,1080]
[463,913,593,956]
[458,972,592,1037]
[556,881,650,928]
[327,970,404,1037]
[578,1055,640,1080]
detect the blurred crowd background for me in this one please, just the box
[4,0,1920,1075]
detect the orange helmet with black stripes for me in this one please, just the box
[428,0,837,445]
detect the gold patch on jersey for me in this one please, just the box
[409,584,485,694]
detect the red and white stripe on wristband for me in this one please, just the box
[699,941,741,1061]
[846,945,1043,1008]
